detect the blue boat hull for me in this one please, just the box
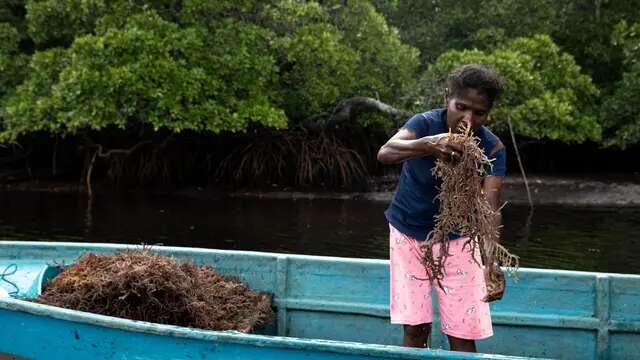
[0,298,519,360]
[1,241,639,359]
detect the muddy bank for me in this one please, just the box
[2,175,640,207]
[501,176,640,207]
[231,175,640,207]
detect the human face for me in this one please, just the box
[445,88,491,132]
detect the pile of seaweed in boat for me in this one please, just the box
[38,250,274,332]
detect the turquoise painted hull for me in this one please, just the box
[0,241,638,359]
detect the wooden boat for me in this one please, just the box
[0,241,638,360]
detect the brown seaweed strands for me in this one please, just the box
[420,120,519,284]
[38,250,274,333]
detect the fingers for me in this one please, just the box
[436,143,461,161]
[447,148,460,161]
[482,284,504,302]
[447,142,464,152]
[482,292,502,302]
[431,133,450,144]
[438,142,463,161]
[431,136,464,161]
[483,267,505,302]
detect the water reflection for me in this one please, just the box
[0,191,638,274]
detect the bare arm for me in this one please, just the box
[377,128,461,164]
[482,175,506,303]
[483,175,503,231]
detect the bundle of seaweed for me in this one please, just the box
[38,250,274,333]
[420,121,519,283]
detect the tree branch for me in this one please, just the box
[328,96,411,126]
[94,141,152,158]
[81,134,153,197]
[507,116,533,208]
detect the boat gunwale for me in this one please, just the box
[1,240,639,280]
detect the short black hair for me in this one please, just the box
[447,64,506,108]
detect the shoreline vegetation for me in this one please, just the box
[2,2,640,179]
[1,1,639,209]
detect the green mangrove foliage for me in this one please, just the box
[602,21,640,148]
[381,0,558,66]
[0,22,28,101]
[551,0,640,87]
[410,35,600,143]
[379,0,640,147]
[1,0,419,142]
[2,7,286,140]
[4,0,638,148]
[382,0,640,89]
[1,0,639,190]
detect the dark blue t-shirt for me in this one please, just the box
[384,108,507,241]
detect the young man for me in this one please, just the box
[377,64,507,352]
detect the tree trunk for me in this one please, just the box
[81,136,152,197]
[86,149,98,198]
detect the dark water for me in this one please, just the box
[1,191,639,274]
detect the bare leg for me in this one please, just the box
[448,335,476,352]
[403,323,431,348]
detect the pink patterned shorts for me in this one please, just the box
[389,224,493,340]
